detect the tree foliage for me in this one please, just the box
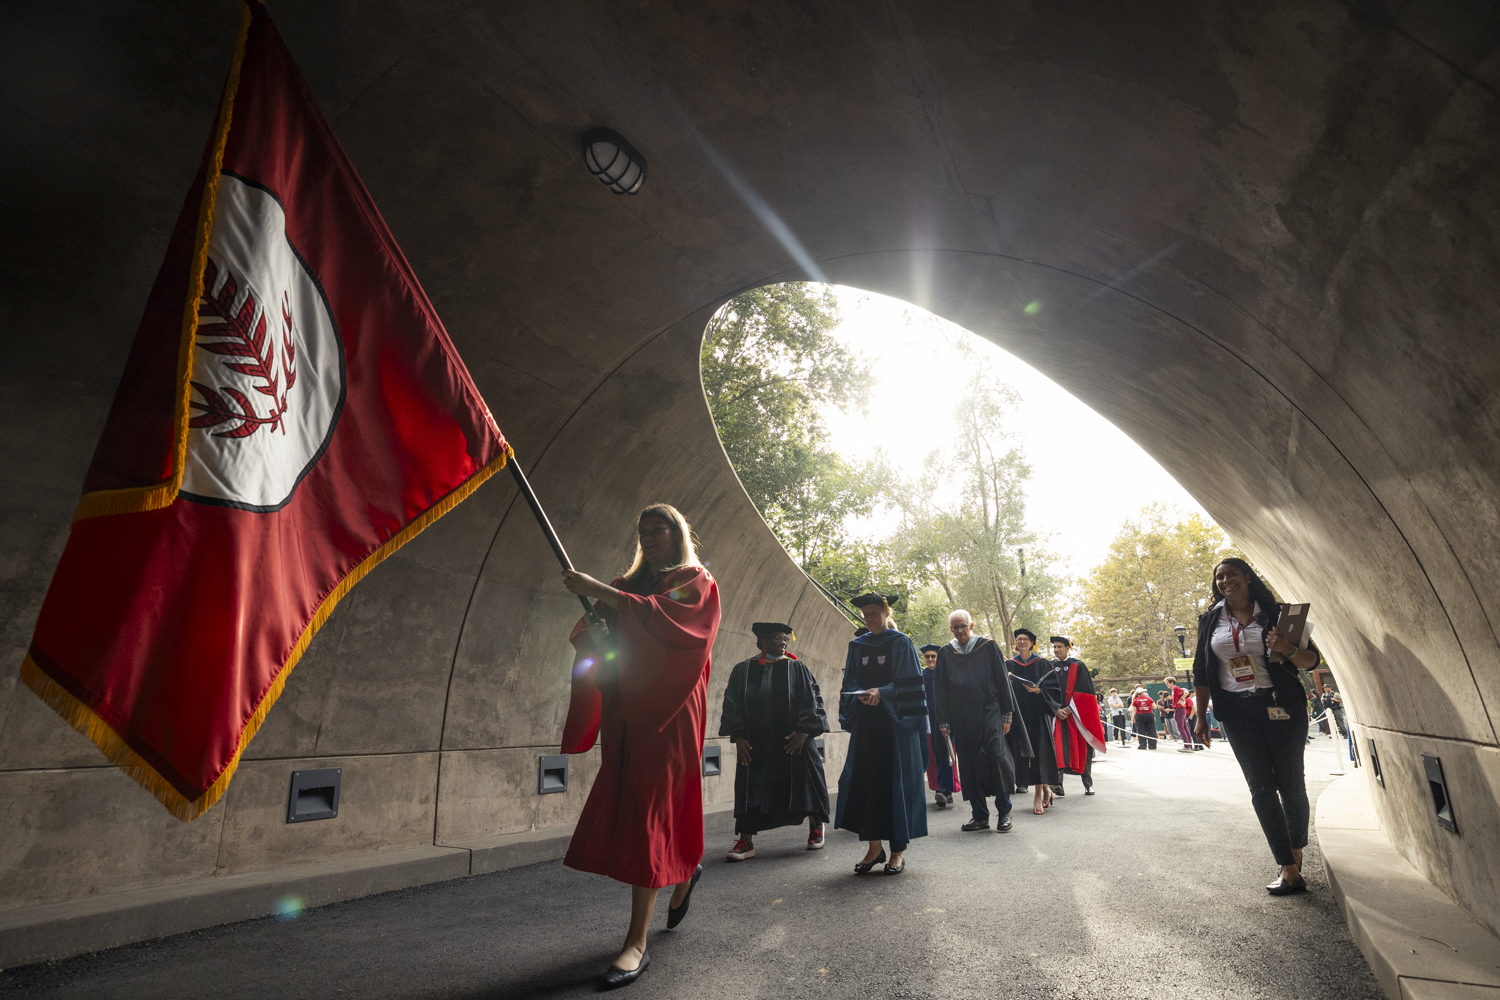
[703,286,1060,644]
[880,339,1064,653]
[701,284,881,580]
[1068,504,1245,676]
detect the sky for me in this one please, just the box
[820,286,1209,579]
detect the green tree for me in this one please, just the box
[883,340,1064,653]
[1068,504,1244,676]
[702,284,881,586]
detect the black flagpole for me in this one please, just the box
[507,458,611,643]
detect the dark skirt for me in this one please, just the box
[842,702,897,841]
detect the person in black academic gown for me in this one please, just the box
[932,609,1030,833]
[1007,628,1062,815]
[719,622,831,860]
[919,643,958,808]
[836,592,928,875]
[1049,636,1098,796]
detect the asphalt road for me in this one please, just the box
[0,735,1381,999]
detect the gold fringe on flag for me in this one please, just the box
[70,0,252,524]
[24,447,512,821]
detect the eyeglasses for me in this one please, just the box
[949,623,969,631]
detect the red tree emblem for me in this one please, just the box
[189,258,296,438]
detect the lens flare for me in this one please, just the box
[273,896,304,921]
[1024,300,1042,316]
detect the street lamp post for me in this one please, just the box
[1173,624,1188,658]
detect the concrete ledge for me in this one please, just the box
[0,797,803,969]
[0,845,470,969]
[1317,774,1500,1000]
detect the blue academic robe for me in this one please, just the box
[835,629,929,843]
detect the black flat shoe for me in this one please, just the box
[1052,784,1065,797]
[665,865,703,929]
[854,849,886,874]
[1266,876,1307,896]
[883,859,905,874]
[961,819,990,831]
[996,813,1013,833]
[600,951,650,990]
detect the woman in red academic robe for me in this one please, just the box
[560,503,722,990]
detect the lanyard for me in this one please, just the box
[1228,613,1244,652]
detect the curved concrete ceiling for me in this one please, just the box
[1,0,1497,934]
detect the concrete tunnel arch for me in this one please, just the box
[0,0,1497,962]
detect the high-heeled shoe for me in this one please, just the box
[665,865,703,929]
[600,951,650,990]
[854,849,886,874]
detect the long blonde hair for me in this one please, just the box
[621,503,702,587]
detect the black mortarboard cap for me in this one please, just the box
[853,626,870,637]
[850,592,901,608]
[1050,635,1072,646]
[751,622,795,639]
[1013,628,1037,641]
[919,643,942,653]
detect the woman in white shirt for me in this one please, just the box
[1190,558,1320,896]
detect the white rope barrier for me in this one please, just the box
[1098,710,1333,744]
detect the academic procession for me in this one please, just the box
[10,2,1496,998]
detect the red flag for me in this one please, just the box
[21,2,510,821]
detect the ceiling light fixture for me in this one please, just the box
[581,127,647,195]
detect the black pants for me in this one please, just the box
[1134,714,1157,749]
[970,792,1012,822]
[1219,697,1310,866]
[1112,712,1128,744]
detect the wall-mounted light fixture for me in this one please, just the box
[701,744,722,777]
[582,127,647,195]
[1423,753,1458,834]
[538,754,569,795]
[1368,737,1383,787]
[287,768,341,823]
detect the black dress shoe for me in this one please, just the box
[600,951,650,989]
[996,813,1013,833]
[961,818,990,831]
[1052,784,1065,796]
[665,864,703,929]
[883,858,905,874]
[1266,876,1307,896]
[854,849,886,874]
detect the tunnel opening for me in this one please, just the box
[698,280,1297,689]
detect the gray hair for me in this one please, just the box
[948,609,973,624]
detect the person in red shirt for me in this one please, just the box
[1166,675,1199,752]
[561,503,723,989]
[1129,687,1158,749]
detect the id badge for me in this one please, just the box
[1267,706,1290,720]
[1229,655,1256,682]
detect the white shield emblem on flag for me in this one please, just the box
[861,657,869,666]
[180,173,344,510]
[878,655,886,665]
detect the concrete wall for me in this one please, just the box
[1,0,1497,937]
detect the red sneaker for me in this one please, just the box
[807,825,825,850]
[726,838,755,861]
